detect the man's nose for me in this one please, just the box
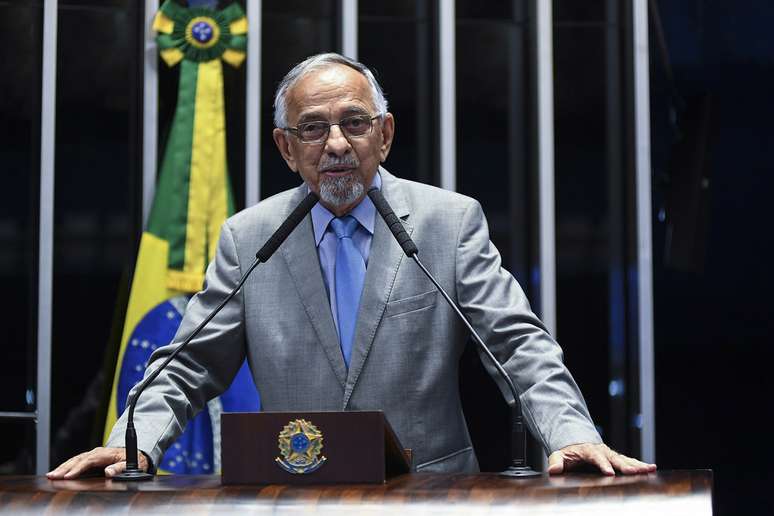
[323,124,351,155]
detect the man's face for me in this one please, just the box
[272,64,395,216]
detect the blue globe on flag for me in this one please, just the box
[116,296,260,474]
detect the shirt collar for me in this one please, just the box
[310,172,381,247]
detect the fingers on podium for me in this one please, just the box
[46,447,126,480]
[547,452,565,474]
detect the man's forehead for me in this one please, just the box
[301,63,365,86]
[286,64,374,118]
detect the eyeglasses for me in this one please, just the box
[284,114,382,144]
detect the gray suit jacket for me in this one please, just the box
[108,168,601,472]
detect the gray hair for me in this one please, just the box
[273,53,388,128]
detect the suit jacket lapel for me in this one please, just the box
[343,169,412,408]
[281,188,348,389]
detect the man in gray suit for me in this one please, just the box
[49,53,655,479]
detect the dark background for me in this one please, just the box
[649,1,774,514]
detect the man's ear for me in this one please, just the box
[273,128,298,172]
[378,112,395,163]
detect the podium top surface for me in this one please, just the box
[0,470,712,515]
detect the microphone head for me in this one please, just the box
[255,191,319,262]
[367,187,419,257]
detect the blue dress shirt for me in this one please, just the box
[310,172,381,334]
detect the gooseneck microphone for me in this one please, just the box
[368,188,541,478]
[115,192,319,481]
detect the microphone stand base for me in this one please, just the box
[112,468,154,482]
[499,465,543,478]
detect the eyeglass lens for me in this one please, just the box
[298,115,373,142]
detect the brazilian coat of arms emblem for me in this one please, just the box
[275,419,327,474]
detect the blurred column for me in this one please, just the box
[633,0,655,464]
[340,0,357,59]
[439,0,455,191]
[246,0,261,206]
[142,0,158,226]
[536,0,556,336]
[37,0,57,474]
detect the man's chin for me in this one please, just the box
[318,174,365,211]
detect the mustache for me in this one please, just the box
[318,155,360,172]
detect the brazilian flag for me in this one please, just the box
[104,0,258,474]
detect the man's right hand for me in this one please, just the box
[46,447,149,480]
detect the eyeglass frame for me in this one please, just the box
[282,113,384,144]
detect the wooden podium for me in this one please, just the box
[221,410,411,485]
[0,471,713,514]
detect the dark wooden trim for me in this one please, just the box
[0,470,712,514]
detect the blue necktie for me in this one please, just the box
[331,216,366,369]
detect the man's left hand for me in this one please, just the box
[547,443,656,476]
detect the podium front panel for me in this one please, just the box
[222,411,388,485]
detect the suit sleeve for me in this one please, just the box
[454,199,602,454]
[106,221,248,467]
